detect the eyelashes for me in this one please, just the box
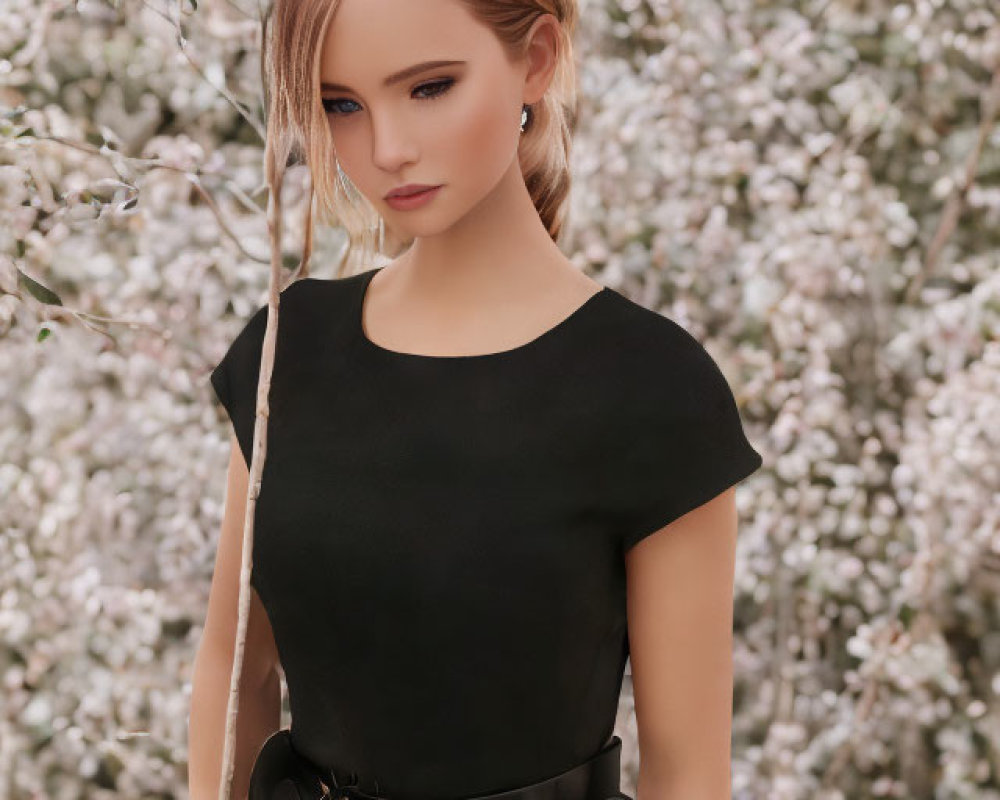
[321,78,456,117]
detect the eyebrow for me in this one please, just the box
[320,59,467,93]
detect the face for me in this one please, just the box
[318,0,539,235]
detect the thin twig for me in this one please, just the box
[136,0,266,140]
[905,66,1000,305]
[14,134,271,262]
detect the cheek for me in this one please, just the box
[328,122,362,168]
[327,125,376,195]
[447,86,517,181]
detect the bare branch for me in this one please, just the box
[905,66,1000,305]
[13,134,271,263]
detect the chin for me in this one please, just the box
[394,218,453,239]
[385,203,457,236]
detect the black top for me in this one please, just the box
[209,266,763,800]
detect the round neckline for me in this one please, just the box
[355,266,610,361]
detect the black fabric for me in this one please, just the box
[249,728,632,800]
[209,267,763,800]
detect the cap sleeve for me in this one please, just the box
[209,301,270,469]
[617,321,763,553]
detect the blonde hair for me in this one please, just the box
[216,4,580,797]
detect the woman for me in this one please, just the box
[188,1,764,799]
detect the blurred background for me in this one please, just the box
[2,0,999,797]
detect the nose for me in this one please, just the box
[368,111,418,173]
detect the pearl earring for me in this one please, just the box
[520,105,529,133]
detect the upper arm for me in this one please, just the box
[624,486,738,793]
[199,433,282,688]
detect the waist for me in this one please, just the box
[247,729,632,800]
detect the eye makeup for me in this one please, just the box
[321,77,456,117]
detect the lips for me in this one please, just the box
[384,184,442,210]
[386,184,439,199]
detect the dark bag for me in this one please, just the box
[248,727,633,800]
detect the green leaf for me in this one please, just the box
[17,269,63,306]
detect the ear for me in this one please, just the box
[521,13,561,106]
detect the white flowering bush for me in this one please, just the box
[1,0,998,797]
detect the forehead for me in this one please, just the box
[320,0,492,85]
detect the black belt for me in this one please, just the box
[248,728,633,800]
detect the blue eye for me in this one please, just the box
[321,78,455,117]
